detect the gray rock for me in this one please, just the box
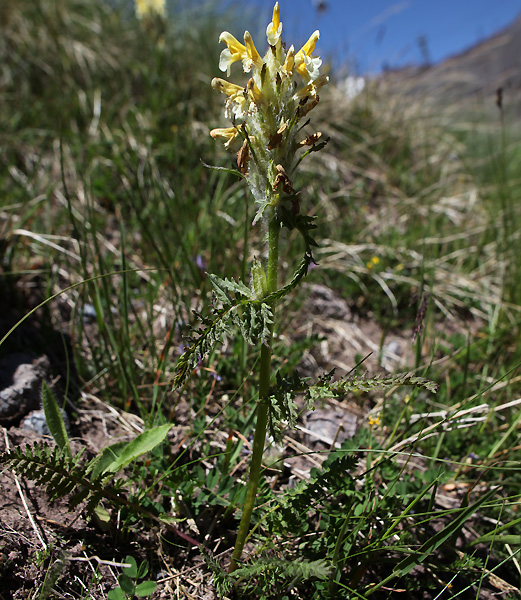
[21,408,71,437]
[0,354,49,424]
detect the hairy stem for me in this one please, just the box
[230,205,280,572]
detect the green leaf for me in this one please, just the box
[208,273,253,301]
[308,372,439,402]
[200,159,246,180]
[137,560,149,579]
[88,441,128,480]
[470,515,521,545]
[102,424,173,474]
[118,573,135,595]
[41,381,71,459]
[157,513,185,524]
[474,534,521,545]
[93,505,112,531]
[123,555,138,578]
[135,581,158,597]
[107,588,126,600]
[173,244,315,389]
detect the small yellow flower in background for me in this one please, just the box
[366,256,380,269]
[368,414,381,427]
[135,0,166,20]
[210,2,328,221]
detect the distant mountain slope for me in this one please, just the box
[377,13,521,110]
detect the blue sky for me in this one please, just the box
[239,0,521,75]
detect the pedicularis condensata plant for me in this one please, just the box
[210,3,328,571]
[173,1,437,573]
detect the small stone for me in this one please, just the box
[21,408,71,437]
[0,354,49,424]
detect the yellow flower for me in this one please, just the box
[266,2,282,47]
[366,256,380,269]
[294,31,322,82]
[135,0,166,19]
[211,78,244,98]
[218,32,247,75]
[243,32,263,72]
[212,77,248,120]
[210,126,240,149]
[368,414,381,427]
[219,31,263,76]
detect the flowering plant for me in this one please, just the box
[174,2,436,573]
[209,4,330,570]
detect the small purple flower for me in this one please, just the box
[195,255,206,271]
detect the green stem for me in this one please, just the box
[240,189,250,376]
[229,205,280,573]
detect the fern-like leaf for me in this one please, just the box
[268,452,358,532]
[0,442,123,515]
[266,370,437,442]
[173,250,313,389]
[199,547,233,598]
[310,371,439,400]
[231,557,331,582]
[208,273,254,304]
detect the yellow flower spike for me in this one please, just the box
[243,31,263,72]
[266,2,282,47]
[211,3,327,192]
[219,32,247,75]
[295,30,322,82]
